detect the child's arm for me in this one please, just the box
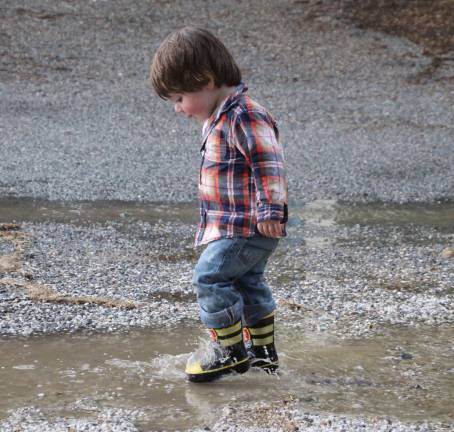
[233,110,288,237]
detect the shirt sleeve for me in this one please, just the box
[233,109,288,223]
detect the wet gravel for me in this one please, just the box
[275,215,454,336]
[1,404,451,432]
[209,400,454,432]
[1,203,453,430]
[0,406,142,432]
[0,0,453,204]
[1,211,453,429]
[1,205,452,339]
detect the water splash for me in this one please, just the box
[149,352,188,381]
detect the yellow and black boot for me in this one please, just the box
[185,321,250,382]
[243,312,279,373]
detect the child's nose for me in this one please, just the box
[175,104,183,113]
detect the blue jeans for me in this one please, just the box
[192,235,279,329]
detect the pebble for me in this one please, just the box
[441,248,454,258]
[400,352,414,360]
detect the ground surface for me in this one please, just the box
[1,0,453,204]
[1,0,454,431]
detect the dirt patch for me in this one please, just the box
[0,278,137,309]
[0,255,20,273]
[0,223,20,231]
[233,396,301,431]
[279,298,312,311]
[0,224,30,272]
[14,8,70,21]
[148,290,196,303]
[0,224,29,247]
[376,279,436,294]
[441,247,454,258]
[339,0,454,56]
[337,0,454,81]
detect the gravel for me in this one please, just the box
[0,219,198,336]
[1,204,452,338]
[0,0,453,203]
[207,399,454,432]
[272,214,454,336]
[2,404,451,432]
[1,210,453,429]
[0,406,142,432]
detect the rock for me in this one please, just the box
[0,255,20,272]
[440,247,454,258]
[0,223,20,231]
[400,352,413,360]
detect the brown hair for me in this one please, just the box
[150,26,241,99]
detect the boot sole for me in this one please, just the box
[187,358,250,383]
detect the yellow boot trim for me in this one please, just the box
[249,323,274,336]
[218,332,242,347]
[215,321,241,337]
[185,356,249,375]
[252,335,274,346]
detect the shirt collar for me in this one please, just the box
[201,82,248,149]
[216,81,248,118]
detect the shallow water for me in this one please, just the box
[1,324,453,428]
[1,197,453,229]
[299,199,454,231]
[1,198,453,428]
[0,197,197,226]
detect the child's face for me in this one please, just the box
[168,81,221,124]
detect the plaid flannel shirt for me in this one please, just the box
[195,82,288,247]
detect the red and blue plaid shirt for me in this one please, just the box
[195,83,288,247]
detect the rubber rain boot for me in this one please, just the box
[185,320,250,382]
[243,312,279,373]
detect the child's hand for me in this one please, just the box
[256,220,285,238]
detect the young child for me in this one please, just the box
[150,26,288,382]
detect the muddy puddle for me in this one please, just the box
[0,197,197,226]
[1,197,453,229]
[1,197,453,428]
[1,324,453,429]
[297,199,454,231]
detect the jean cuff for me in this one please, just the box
[199,299,244,329]
[242,299,276,327]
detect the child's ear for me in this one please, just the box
[205,76,216,90]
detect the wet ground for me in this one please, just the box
[1,325,453,430]
[1,199,453,430]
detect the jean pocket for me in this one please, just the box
[249,236,279,252]
[213,238,246,272]
[238,243,268,269]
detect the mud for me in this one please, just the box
[1,324,453,430]
[0,198,453,430]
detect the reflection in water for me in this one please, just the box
[1,325,453,429]
[0,197,453,229]
[0,197,197,226]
